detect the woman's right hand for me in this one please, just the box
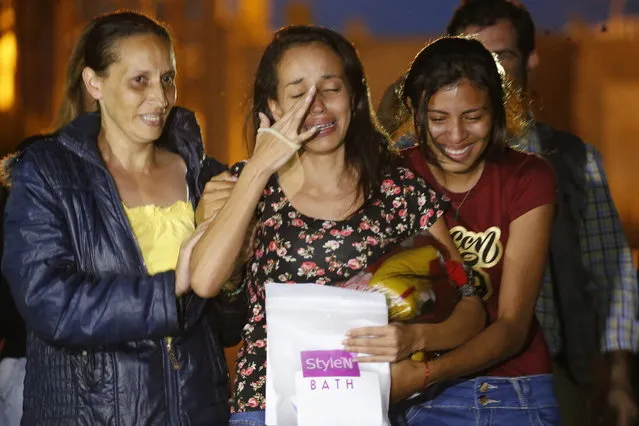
[250,85,319,174]
[195,171,237,225]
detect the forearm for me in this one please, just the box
[427,318,526,384]
[608,350,635,383]
[428,217,463,263]
[190,162,269,297]
[3,266,180,347]
[413,296,485,352]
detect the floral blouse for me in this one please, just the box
[230,162,449,413]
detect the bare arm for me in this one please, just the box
[413,296,485,352]
[345,216,485,360]
[190,165,267,297]
[416,217,486,350]
[428,204,554,380]
[390,204,555,400]
[190,87,319,297]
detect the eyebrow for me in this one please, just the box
[493,48,520,58]
[130,69,176,76]
[284,74,342,88]
[427,107,488,115]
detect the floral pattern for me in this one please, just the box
[230,162,449,413]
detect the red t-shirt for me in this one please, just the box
[403,146,556,377]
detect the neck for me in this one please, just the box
[428,160,485,194]
[299,146,356,193]
[98,125,156,173]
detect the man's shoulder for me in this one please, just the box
[536,123,587,158]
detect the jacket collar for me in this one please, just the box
[57,106,204,172]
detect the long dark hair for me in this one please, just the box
[53,11,172,130]
[247,25,392,199]
[402,36,526,167]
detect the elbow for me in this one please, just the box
[468,296,487,337]
[190,261,227,299]
[25,309,74,346]
[458,296,487,340]
[500,320,529,358]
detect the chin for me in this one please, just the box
[303,136,345,155]
[140,126,165,141]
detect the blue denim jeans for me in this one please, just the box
[0,357,26,426]
[229,410,266,426]
[392,375,561,426]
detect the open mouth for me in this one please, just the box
[442,144,472,161]
[304,120,335,131]
[140,113,164,127]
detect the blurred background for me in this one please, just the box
[1,0,639,252]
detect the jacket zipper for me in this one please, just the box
[105,172,183,425]
[165,336,181,370]
[60,128,202,425]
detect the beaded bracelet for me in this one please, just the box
[221,281,245,299]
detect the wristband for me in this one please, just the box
[257,127,301,149]
[423,360,431,388]
[443,259,474,288]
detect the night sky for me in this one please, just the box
[271,0,639,36]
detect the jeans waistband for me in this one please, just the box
[403,374,558,410]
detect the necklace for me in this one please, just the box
[453,187,473,221]
[429,162,484,221]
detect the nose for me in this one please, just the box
[447,118,468,144]
[310,93,326,113]
[150,80,169,110]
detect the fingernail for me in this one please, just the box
[306,85,316,101]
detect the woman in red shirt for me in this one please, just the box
[346,37,560,425]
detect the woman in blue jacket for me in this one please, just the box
[2,12,231,425]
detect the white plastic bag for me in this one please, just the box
[265,283,391,426]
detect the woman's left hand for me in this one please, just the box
[390,359,428,403]
[344,322,420,362]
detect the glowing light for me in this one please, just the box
[0,7,16,113]
[0,29,17,112]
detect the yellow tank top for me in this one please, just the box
[123,200,195,275]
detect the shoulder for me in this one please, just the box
[537,123,585,152]
[163,107,206,167]
[496,149,556,220]
[535,124,587,174]
[379,166,439,201]
[498,148,555,183]
[2,134,60,184]
[380,165,421,185]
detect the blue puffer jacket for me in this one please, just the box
[2,108,231,425]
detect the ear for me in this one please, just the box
[527,49,540,72]
[82,67,104,101]
[267,98,283,121]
